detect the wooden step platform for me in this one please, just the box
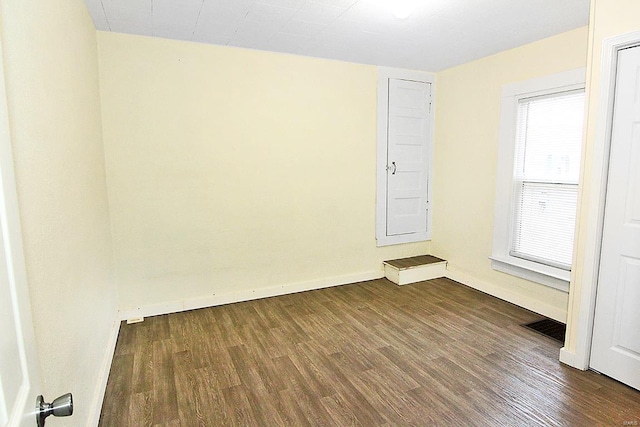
[383,255,447,286]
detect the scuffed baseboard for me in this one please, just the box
[116,267,567,325]
[118,270,385,321]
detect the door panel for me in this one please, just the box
[614,257,640,355]
[0,33,42,426]
[386,78,431,236]
[590,46,640,391]
[0,226,26,424]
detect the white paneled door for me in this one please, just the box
[0,38,42,426]
[590,45,640,391]
[386,78,431,236]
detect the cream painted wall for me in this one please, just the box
[0,0,117,424]
[564,0,640,362]
[432,27,589,321]
[97,32,429,312]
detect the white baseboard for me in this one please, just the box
[89,315,121,426]
[445,269,567,323]
[118,270,384,321]
[117,268,568,324]
[559,347,582,368]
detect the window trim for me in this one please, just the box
[491,68,586,293]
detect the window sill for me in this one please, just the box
[490,256,569,293]
[376,232,431,247]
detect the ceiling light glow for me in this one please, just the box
[390,0,418,19]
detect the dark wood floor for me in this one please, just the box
[99,278,640,426]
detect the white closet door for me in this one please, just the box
[590,45,640,391]
[386,78,431,236]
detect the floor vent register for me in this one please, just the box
[522,318,566,343]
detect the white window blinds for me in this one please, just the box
[510,90,585,270]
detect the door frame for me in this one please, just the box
[375,66,435,246]
[562,30,640,370]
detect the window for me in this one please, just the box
[491,69,586,292]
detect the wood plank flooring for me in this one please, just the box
[99,278,640,426]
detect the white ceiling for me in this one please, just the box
[83,0,590,72]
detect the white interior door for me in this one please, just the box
[0,36,42,426]
[590,45,640,391]
[386,78,431,236]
